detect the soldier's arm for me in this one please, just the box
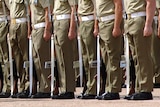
[68,5,77,40]
[93,0,99,37]
[113,0,123,37]
[144,0,156,37]
[158,8,160,37]
[44,7,52,41]
[39,0,52,41]
[25,0,31,38]
[27,6,32,38]
[156,0,160,37]
[93,18,99,37]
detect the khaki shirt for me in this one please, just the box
[30,0,50,24]
[78,0,94,16]
[54,0,76,15]
[9,0,27,18]
[155,0,160,15]
[0,0,9,16]
[156,0,160,8]
[124,0,146,14]
[95,0,115,17]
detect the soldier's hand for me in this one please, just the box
[112,27,122,37]
[68,30,76,40]
[44,30,51,41]
[28,26,32,39]
[143,25,152,37]
[158,26,160,38]
[93,28,99,37]
[28,34,31,39]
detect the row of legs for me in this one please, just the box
[0,58,136,98]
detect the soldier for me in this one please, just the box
[0,0,10,97]
[95,0,123,100]
[29,0,52,98]
[9,0,30,98]
[124,0,155,100]
[152,0,160,87]
[0,0,19,98]
[76,0,97,99]
[51,0,77,99]
[157,0,160,39]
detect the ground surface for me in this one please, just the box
[0,88,160,107]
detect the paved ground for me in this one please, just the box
[0,88,160,107]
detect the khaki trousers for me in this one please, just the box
[0,22,10,92]
[9,22,29,92]
[54,19,75,93]
[152,21,160,80]
[125,17,153,92]
[79,20,97,95]
[32,28,51,93]
[99,20,123,93]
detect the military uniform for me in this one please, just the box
[124,0,155,100]
[95,0,123,100]
[9,0,29,98]
[30,0,52,98]
[152,0,160,85]
[0,0,10,95]
[77,0,97,99]
[0,0,17,98]
[51,0,76,99]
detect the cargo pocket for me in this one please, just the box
[54,35,59,46]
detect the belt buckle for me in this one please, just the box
[54,15,57,20]
[55,15,59,20]
[127,14,131,20]
[11,19,16,24]
[98,17,102,22]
